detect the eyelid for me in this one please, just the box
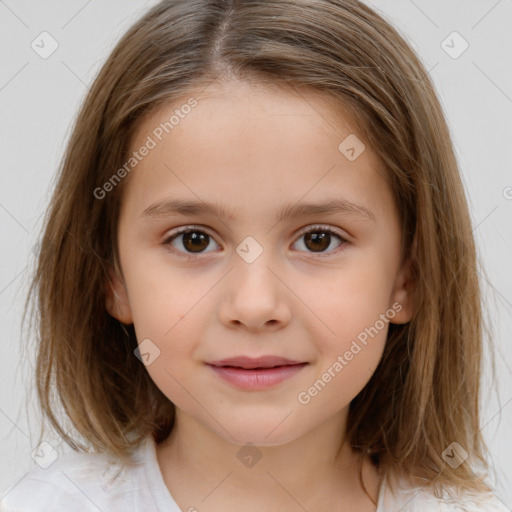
[296,223,349,239]
[162,224,218,248]
[163,224,214,239]
[162,223,350,259]
[292,223,350,258]
[163,223,349,241]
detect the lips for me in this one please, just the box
[208,356,304,369]
[206,356,308,390]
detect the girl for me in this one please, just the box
[1,0,508,510]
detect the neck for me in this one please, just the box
[156,410,381,511]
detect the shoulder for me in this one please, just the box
[0,441,149,512]
[378,473,510,512]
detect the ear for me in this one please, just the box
[105,266,133,325]
[389,235,417,325]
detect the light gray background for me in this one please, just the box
[1,0,511,507]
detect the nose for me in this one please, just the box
[217,251,292,332]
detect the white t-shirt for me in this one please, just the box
[0,435,508,511]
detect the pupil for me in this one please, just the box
[181,231,331,254]
[305,232,329,252]
[183,232,208,252]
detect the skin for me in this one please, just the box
[106,79,415,511]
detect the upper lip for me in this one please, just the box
[207,356,305,369]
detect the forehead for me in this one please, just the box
[136,79,364,147]
[121,79,391,221]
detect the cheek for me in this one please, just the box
[141,338,198,411]
[320,301,389,391]
[128,287,203,411]
[121,246,210,339]
[303,253,397,341]
[296,251,395,395]
[119,248,212,389]
[297,307,389,415]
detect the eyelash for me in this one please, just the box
[162,224,349,260]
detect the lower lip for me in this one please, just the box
[208,363,308,390]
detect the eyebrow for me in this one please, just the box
[141,197,376,223]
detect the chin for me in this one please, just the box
[210,417,303,448]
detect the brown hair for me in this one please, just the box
[27,0,491,495]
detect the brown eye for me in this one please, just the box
[164,227,220,257]
[303,232,331,252]
[181,231,210,253]
[293,226,347,256]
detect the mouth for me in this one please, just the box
[206,356,308,390]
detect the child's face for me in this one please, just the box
[107,79,414,446]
